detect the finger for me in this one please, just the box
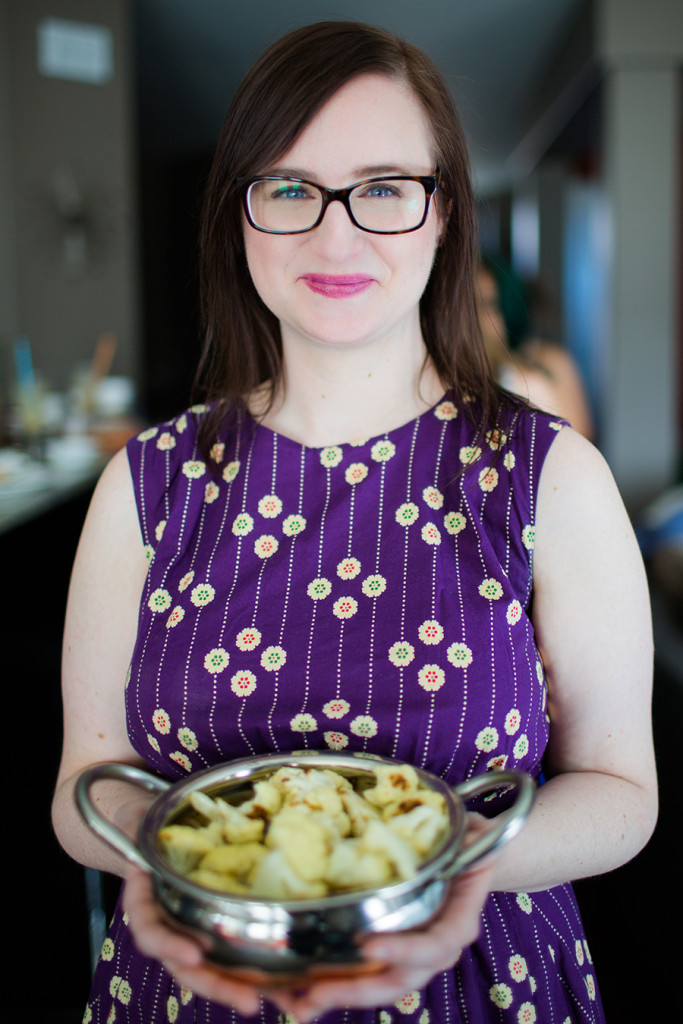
[281,966,433,1022]
[123,869,204,968]
[363,861,494,969]
[168,961,263,1017]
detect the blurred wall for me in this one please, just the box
[0,0,139,395]
[599,0,682,509]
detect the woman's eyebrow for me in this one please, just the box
[262,164,419,181]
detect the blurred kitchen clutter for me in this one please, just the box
[0,331,142,496]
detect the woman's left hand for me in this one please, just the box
[271,859,495,1023]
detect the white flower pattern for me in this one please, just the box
[115,405,588,1020]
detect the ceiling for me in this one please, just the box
[134,0,588,193]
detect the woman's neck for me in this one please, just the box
[251,332,445,448]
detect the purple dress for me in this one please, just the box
[84,395,605,1023]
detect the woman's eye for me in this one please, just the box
[270,185,312,201]
[358,182,401,199]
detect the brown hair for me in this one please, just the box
[195,20,505,447]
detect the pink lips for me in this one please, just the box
[301,274,375,298]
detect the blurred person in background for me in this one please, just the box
[477,255,595,441]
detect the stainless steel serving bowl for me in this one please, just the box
[76,751,534,982]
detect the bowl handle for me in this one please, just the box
[74,762,172,871]
[438,770,535,879]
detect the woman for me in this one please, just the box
[52,21,656,1024]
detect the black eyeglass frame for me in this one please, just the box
[241,175,439,235]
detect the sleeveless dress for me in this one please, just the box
[83,395,605,1024]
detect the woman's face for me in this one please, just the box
[243,73,443,354]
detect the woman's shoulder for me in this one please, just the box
[536,426,622,522]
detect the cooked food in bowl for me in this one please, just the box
[75,752,534,978]
[157,763,450,899]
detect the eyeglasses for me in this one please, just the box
[242,175,438,235]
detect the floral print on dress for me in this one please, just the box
[190,583,215,607]
[260,646,287,671]
[291,712,317,732]
[522,525,535,550]
[178,571,194,592]
[447,642,473,668]
[333,596,358,619]
[223,460,240,482]
[204,481,220,504]
[232,512,254,536]
[417,665,445,691]
[459,445,481,465]
[231,670,256,697]
[388,640,415,667]
[422,485,444,509]
[254,534,279,558]
[475,726,499,752]
[362,574,387,597]
[350,715,378,738]
[509,954,529,983]
[516,892,533,914]
[258,494,282,518]
[323,698,350,719]
[434,399,457,420]
[486,428,508,450]
[109,401,599,1024]
[283,514,306,536]
[236,627,262,651]
[371,439,396,462]
[479,466,499,492]
[507,600,523,625]
[337,557,362,580]
[479,578,504,600]
[170,751,192,771]
[444,510,466,535]
[505,709,521,735]
[307,577,332,600]
[148,588,172,613]
[156,431,176,451]
[395,502,419,526]
[204,648,229,674]
[166,606,185,628]
[320,446,343,468]
[418,620,444,645]
[182,460,206,480]
[178,727,198,752]
[395,992,421,1014]
[421,523,441,546]
[345,462,368,485]
[152,708,170,734]
[137,426,158,441]
[490,984,513,1009]
[324,730,349,750]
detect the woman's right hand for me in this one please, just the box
[122,868,269,1017]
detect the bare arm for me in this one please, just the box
[52,447,152,876]
[492,426,657,892]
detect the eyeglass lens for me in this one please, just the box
[246,178,429,233]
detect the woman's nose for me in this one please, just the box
[309,198,365,259]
